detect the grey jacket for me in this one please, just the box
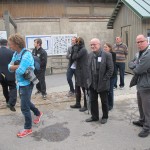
[66,46,76,68]
[131,46,150,90]
[66,46,72,60]
[88,49,114,92]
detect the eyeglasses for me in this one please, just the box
[90,43,100,46]
[136,40,146,44]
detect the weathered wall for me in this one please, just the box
[0,19,5,30]
[0,2,115,74]
[15,18,113,50]
[12,17,113,75]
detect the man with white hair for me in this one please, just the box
[129,34,150,137]
[86,38,113,124]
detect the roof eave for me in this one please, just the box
[107,0,122,29]
[107,0,150,29]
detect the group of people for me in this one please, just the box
[0,34,47,137]
[67,34,150,138]
[66,36,128,124]
[0,33,150,138]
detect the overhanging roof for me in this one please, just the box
[107,0,150,29]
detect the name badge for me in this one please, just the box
[37,54,40,57]
[98,57,102,62]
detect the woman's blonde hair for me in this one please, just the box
[8,33,25,49]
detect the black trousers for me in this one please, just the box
[75,85,87,107]
[36,69,46,95]
[90,87,109,120]
[0,78,17,107]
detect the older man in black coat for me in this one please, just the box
[0,39,17,111]
[86,38,114,124]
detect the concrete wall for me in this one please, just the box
[0,3,115,74]
[15,18,113,49]
[12,17,113,75]
[0,19,5,31]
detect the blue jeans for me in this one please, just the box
[66,67,75,93]
[19,83,40,129]
[114,62,125,88]
[108,77,115,109]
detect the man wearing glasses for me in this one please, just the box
[129,34,150,137]
[85,38,113,124]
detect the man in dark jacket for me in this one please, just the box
[85,38,113,124]
[129,34,150,138]
[0,39,17,111]
[32,38,47,100]
[70,37,88,112]
[66,37,77,97]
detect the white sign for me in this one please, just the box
[0,31,7,39]
[25,34,77,56]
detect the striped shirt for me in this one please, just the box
[113,43,128,62]
[8,48,34,87]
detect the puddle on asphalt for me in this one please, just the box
[31,122,70,142]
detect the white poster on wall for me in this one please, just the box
[0,31,7,39]
[25,34,77,56]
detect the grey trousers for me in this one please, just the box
[137,89,150,131]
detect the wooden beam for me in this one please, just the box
[3,10,17,38]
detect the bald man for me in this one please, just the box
[129,34,150,137]
[86,38,114,124]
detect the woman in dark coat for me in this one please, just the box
[104,42,116,110]
[70,37,88,112]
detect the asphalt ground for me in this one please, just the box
[0,73,150,150]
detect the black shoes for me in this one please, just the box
[138,130,149,138]
[79,107,87,112]
[70,104,81,109]
[85,117,99,122]
[133,121,149,137]
[7,103,16,112]
[101,118,107,124]
[133,120,143,127]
